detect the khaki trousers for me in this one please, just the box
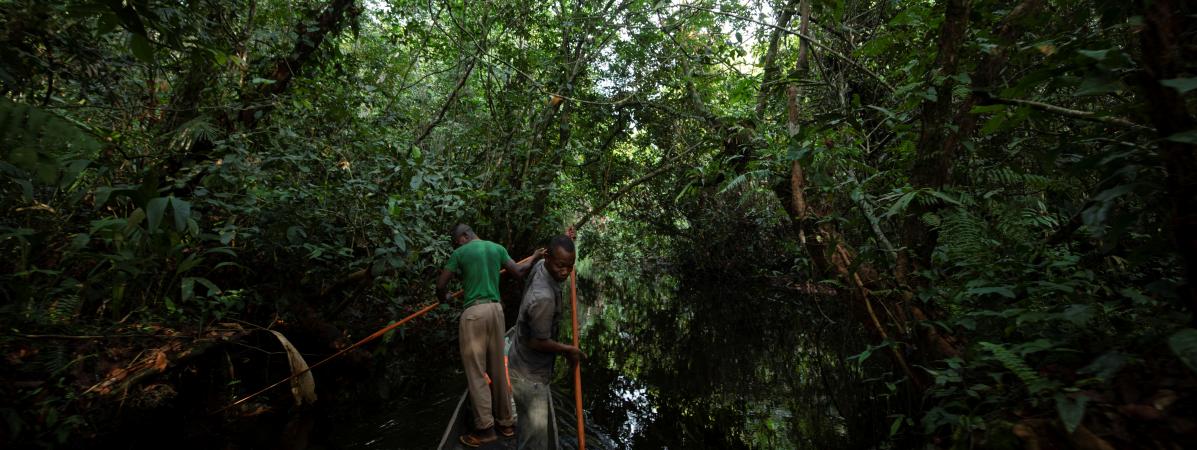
[459,301,514,430]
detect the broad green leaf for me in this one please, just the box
[287,225,306,243]
[214,261,248,271]
[146,197,168,233]
[1079,351,1130,381]
[1160,77,1197,94]
[16,179,32,201]
[883,191,917,218]
[1075,74,1121,96]
[170,196,191,232]
[1119,288,1154,305]
[70,233,89,250]
[967,286,1015,298]
[1168,328,1197,374]
[60,159,90,188]
[203,247,237,257]
[1055,394,1089,433]
[125,208,146,232]
[1165,129,1197,144]
[1060,304,1093,326]
[925,189,963,206]
[94,187,114,207]
[888,415,905,437]
[1077,49,1111,60]
[181,277,195,302]
[1092,183,1136,202]
[176,253,203,275]
[130,34,154,64]
[193,277,221,295]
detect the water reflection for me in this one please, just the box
[576,271,893,449]
[318,270,891,449]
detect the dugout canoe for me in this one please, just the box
[436,328,559,450]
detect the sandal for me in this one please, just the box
[459,429,497,448]
[498,424,516,438]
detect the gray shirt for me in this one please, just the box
[508,260,564,383]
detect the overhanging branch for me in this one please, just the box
[980,94,1152,131]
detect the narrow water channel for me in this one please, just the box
[308,272,892,449]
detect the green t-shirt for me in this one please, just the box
[444,239,511,308]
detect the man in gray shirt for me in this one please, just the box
[508,235,585,449]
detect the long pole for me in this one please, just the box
[570,269,586,450]
[213,252,539,414]
[212,301,440,414]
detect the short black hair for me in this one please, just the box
[450,223,474,239]
[549,234,575,254]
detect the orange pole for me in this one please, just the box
[570,269,586,450]
[213,252,540,414]
[212,301,439,414]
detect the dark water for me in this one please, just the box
[317,272,891,449]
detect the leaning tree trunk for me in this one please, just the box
[772,0,930,389]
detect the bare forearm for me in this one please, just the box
[503,249,546,279]
[527,337,582,362]
[435,270,454,301]
[513,260,533,278]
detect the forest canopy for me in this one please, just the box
[2,0,1196,448]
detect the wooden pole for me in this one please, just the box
[570,269,586,450]
[212,301,440,414]
[213,252,539,414]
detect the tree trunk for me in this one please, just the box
[900,0,972,274]
[754,0,797,119]
[1135,0,1197,318]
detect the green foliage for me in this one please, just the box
[979,342,1052,394]
[1169,329,1197,375]
[1,0,1195,448]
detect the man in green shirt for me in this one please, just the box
[436,224,542,447]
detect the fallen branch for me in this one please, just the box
[85,338,226,397]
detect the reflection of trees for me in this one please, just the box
[580,276,898,449]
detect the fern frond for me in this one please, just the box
[981,341,1048,393]
[936,209,996,266]
[720,173,750,194]
[166,115,218,152]
[48,295,82,324]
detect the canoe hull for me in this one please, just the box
[436,329,559,450]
